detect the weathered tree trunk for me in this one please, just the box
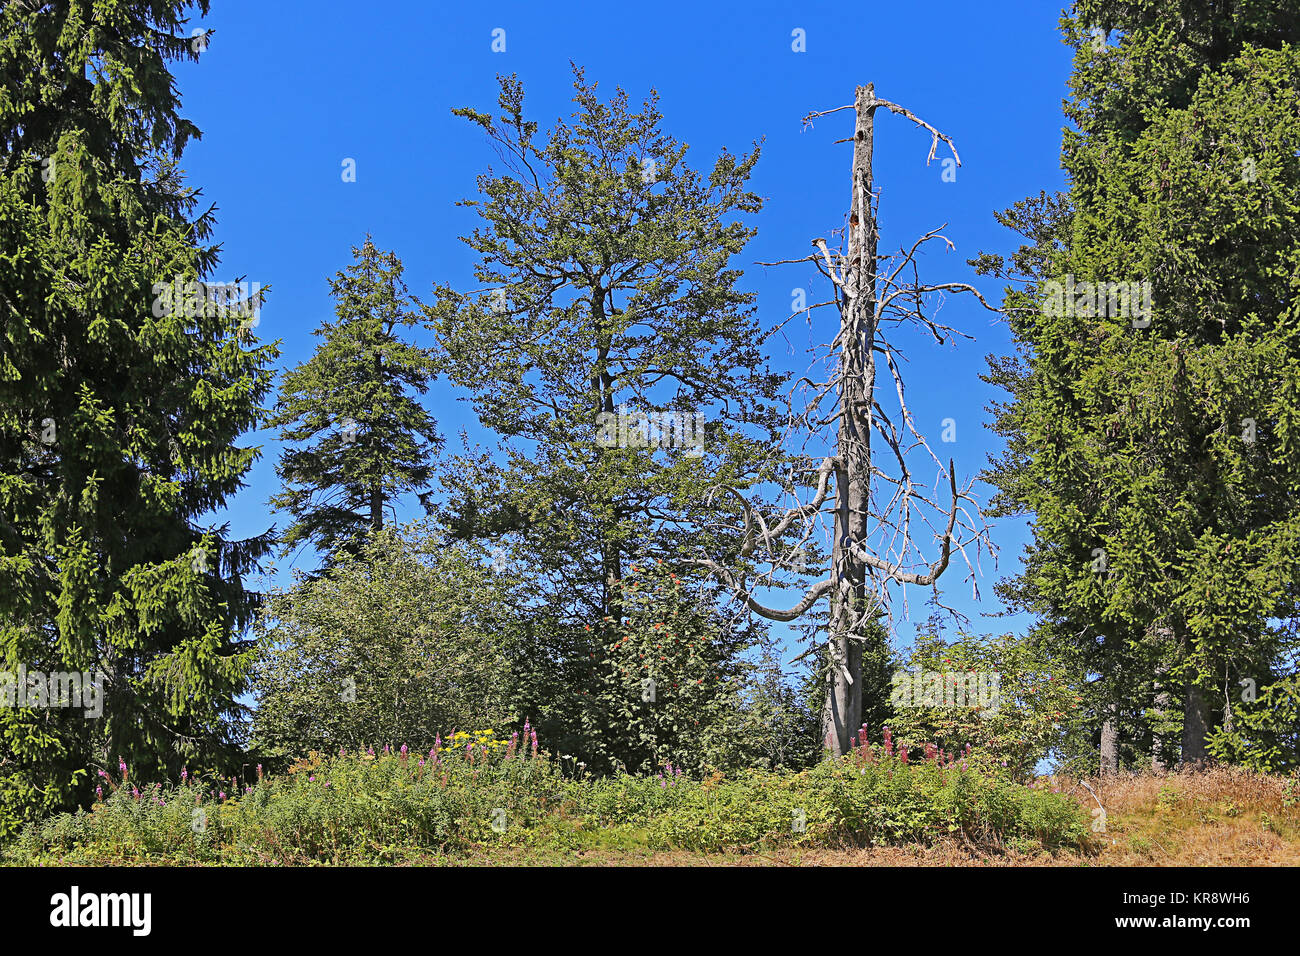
[1222,664,1235,735]
[1100,700,1120,776]
[822,85,878,756]
[699,86,980,759]
[370,348,384,532]
[1181,676,1210,768]
[593,287,623,625]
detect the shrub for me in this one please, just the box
[3,729,1090,865]
[249,526,521,765]
[886,629,1091,779]
[6,728,562,865]
[643,739,1091,853]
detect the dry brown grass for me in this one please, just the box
[1068,766,1300,866]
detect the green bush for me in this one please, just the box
[643,757,1090,853]
[249,526,522,766]
[5,731,565,865]
[886,629,1092,779]
[2,733,1091,865]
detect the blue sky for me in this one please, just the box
[173,0,1077,656]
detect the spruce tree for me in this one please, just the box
[269,237,441,566]
[979,3,1300,768]
[0,0,276,833]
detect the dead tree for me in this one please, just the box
[691,84,996,756]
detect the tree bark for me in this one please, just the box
[1180,677,1210,768]
[1168,621,1211,769]
[821,85,878,756]
[592,285,624,627]
[1221,664,1234,735]
[1100,700,1120,776]
[370,347,384,533]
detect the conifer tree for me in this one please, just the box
[0,0,276,833]
[270,238,441,565]
[979,3,1300,767]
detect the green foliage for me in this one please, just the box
[513,560,810,776]
[270,237,441,565]
[3,742,1090,864]
[0,0,275,837]
[424,71,790,758]
[5,735,566,864]
[887,629,1091,779]
[585,561,766,775]
[642,759,1089,853]
[249,525,519,764]
[978,4,1300,767]
[1207,673,1300,773]
[739,650,822,772]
